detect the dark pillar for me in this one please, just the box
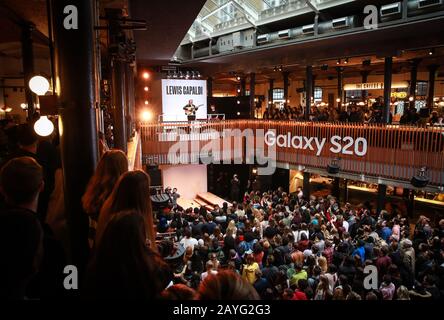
[53,0,99,273]
[21,23,36,119]
[361,70,370,101]
[249,73,256,118]
[305,66,313,120]
[379,58,392,214]
[125,63,135,140]
[207,76,213,98]
[377,184,387,214]
[303,172,311,199]
[407,190,415,218]
[427,64,439,110]
[312,75,316,98]
[333,177,340,201]
[283,71,289,107]
[336,67,343,109]
[240,78,246,96]
[343,179,349,203]
[112,60,127,152]
[409,59,421,108]
[268,78,274,106]
[383,57,393,124]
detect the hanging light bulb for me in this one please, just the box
[34,116,54,137]
[29,75,50,95]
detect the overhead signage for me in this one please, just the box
[344,81,409,91]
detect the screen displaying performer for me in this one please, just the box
[162,79,207,122]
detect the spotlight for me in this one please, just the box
[409,96,414,102]
[344,58,349,64]
[237,100,240,105]
[411,167,429,188]
[336,59,341,65]
[142,71,150,79]
[327,158,340,174]
[237,112,241,115]
[428,49,434,56]
[20,103,28,109]
[336,98,341,103]
[237,88,241,93]
[144,100,149,105]
[236,76,241,81]
[141,110,152,122]
[144,86,149,92]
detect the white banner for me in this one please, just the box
[161,79,207,122]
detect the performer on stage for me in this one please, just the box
[183,99,199,121]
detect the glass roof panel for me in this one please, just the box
[184,0,356,43]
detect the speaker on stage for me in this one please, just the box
[145,164,162,187]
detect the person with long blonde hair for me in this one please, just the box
[82,150,128,248]
[96,170,156,250]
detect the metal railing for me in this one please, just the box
[140,120,444,187]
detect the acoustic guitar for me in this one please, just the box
[184,104,204,116]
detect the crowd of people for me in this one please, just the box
[0,120,443,301]
[262,100,444,126]
[155,187,443,301]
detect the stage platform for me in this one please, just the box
[196,192,231,209]
[177,198,201,210]
[176,192,231,211]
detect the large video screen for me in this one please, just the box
[161,79,207,122]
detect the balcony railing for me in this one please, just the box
[140,120,444,188]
